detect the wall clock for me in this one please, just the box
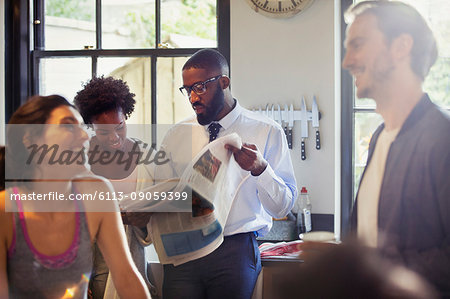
[245,0,315,18]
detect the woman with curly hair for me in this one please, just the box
[74,76,138,178]
[75,77,155,299]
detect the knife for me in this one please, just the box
[277,104,287,140]
[276,104,285,132]
[265,104,270,118]
[312,96,321,150]
[288,104,294,149]
[270,104,275,122]
[300,97,308,160]
[283,104,289,147]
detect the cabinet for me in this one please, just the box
[252,258,304,299]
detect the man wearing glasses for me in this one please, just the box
[149,49,297,299]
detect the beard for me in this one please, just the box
[195,86,225,125]
[357,53,394,99]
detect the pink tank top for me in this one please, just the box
[7,187,93,298]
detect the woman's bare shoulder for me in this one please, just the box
[72,174,118,213]
[72,176,120,240]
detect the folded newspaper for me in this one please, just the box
[120,133,250,265]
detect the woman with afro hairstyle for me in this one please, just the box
[75,76,155,299]
[74,76,137,175]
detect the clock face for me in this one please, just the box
[246,0,314,18]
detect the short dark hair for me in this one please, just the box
[74,76,136,124]
[345,1,437,81]
[182,49,229,76]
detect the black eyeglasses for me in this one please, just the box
[179,75,226,98]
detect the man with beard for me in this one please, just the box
[342,1,450,297]
[149,49,297,299]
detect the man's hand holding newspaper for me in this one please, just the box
[225,143,268,176]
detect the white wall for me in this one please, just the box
[230,0,337,215]
[1,0,5,144]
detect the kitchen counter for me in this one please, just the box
[261,256,304,267]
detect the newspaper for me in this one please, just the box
[181,133,246,225]
[120,133,249,265]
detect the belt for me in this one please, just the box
[224,231,258,238]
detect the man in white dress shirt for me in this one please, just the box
[150,49,298,299]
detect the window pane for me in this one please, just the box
[425,57,450,108]
[403,0,450,108]
[102,0,155,49]
[157,57,192,124]
[98,57,152,124]
[161,0,217,48]
[44,0,95,50]
[39,57,91,102]
[353,112,383,195]
[355,96,376,109]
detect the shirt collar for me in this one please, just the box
[203,98,241,131]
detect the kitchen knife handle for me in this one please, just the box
[316,130,321,150]
[283,126,290,148]
[288,128,293,149]
[301,139,306,160]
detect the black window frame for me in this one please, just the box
[340,0,379,237]
[340,0,354,238]
[5,0,230,125]
[341,0,388,238]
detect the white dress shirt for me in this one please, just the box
[155,100,297,237]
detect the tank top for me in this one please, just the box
[7,188,93,299]
[110,164,138,195]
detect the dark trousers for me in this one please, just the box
[163,232,261,299]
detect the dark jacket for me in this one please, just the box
[351,94,450,297]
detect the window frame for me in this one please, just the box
[340,0,354,237]
[340,0,383,237]
[5,0,230,125]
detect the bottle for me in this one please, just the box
[299,187,312,233]
[291,194,302,236]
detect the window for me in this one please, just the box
[341,0,450,235]
[6,0,230,126]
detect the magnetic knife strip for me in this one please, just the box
[251,96,321,160]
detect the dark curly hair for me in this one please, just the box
[74,76,136,124]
